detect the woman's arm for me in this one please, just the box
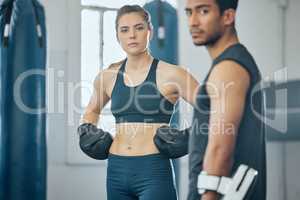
[170,65,200,107]
[80,70,110,126]
[154,63,199,159]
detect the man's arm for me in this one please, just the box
[200,61,250,200]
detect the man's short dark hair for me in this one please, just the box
[215,0,239,13]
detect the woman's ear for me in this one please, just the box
[149,29,153,40]
[116,33,120,43]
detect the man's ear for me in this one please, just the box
[222,9,236,27]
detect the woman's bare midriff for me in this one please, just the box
[109,122,168,156]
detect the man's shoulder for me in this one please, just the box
[209,60,251,82]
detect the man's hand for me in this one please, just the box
[201,191,220,200]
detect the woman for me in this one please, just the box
[79,5,199,200]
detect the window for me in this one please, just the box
[80,6,127,134]
[67,0,178,164]
[80,1,178,134]
[81,0,177,9]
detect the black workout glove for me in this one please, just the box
[78,123,113,160]
[154,125,190,159]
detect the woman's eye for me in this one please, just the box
[136,26,145,31]
[120,29,128,33]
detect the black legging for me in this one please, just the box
[106,153,177,200]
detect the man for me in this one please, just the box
[185,0,266,200]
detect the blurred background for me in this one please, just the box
[44,0,300,199]
[1,0,299,200]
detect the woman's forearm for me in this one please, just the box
[80,112,100,125]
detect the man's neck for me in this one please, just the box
[206,32,239,60]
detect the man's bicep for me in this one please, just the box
[206,61,250,149]
[207,88,246,152]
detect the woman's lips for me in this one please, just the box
[128,43,138,47]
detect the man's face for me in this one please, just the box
[185,0,224,46]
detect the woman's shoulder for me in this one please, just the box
[105,59,125,71]
[94,59,125,84]
[101,59,125,77]
[157,60,187,75]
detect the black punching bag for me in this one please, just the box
[0,0,47,199]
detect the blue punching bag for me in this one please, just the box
[144,0,178,65]
[0,1,10,199]
[143,0,179,126]
[0,0,47,200]
[144,0,181,194]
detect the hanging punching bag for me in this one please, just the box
[0,1,11,199]
[144,0,181,194]
[144,0,179,126]
[0,0,47,199]
[144,0,178,65]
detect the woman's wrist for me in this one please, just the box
[79,117,97,126]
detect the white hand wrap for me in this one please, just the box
[197,165,258,200]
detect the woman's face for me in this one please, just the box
[117,12,151,56]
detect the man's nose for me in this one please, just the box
[189,12,200,27]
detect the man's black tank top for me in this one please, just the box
[188,43,266,200]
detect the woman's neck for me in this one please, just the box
[126,50,152,70]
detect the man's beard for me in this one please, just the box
[193,31,222,47]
